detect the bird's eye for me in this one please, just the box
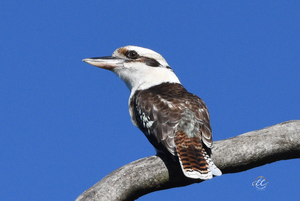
[127,50,139,59]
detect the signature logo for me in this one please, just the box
[252,176,268,190]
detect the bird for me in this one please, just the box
[83,46,222,180]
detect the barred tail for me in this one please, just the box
[174,131,221,180]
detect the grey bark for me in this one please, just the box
[76,120,300,201]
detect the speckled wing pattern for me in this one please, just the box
[130,83,221,179]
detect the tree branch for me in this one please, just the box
[76,120,300,201]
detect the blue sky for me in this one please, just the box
[1,1,299,200]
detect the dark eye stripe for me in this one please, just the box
[124,54,168,69]
[144,57,161,67]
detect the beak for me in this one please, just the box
[82,56,124,70]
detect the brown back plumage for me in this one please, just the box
[130,82,221,179]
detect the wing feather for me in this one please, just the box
[130,83,212,154]
[129,83,221,179]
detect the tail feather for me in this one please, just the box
[175,131,221,180]
[203,148,222,176]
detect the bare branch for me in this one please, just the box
[76,120,300,201]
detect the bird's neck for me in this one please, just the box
[113,67,181,99]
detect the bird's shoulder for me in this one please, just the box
[131,82,209,120]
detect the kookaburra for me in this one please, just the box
[83,46,222,180]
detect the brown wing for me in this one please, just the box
[130,83,212,155]
[130,83,222,179]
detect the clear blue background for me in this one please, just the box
[1,1,299,200]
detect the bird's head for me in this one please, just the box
[83,46,180,94]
